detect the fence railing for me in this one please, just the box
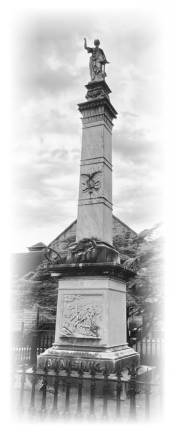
[129,337,163,366]
[12,361,162,421]
[12,332,54,365]
[12,334,163,367]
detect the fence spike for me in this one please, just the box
[29,364,37,414]
[102,364,110,418]
[52,361,59,415]
[19,364,26,413]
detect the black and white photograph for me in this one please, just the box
[3,0,178,428]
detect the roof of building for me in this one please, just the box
[48,214,137,247]
[112,215,137,235]
[28,242,46,251]
[48,220,76,246]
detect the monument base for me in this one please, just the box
[37,269,139,372]
[37,343,139,370]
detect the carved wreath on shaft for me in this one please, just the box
[81,170,101,197]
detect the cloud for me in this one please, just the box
[16,13,97,100]
[113,128,160,165]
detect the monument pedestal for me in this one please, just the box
[37,264,139,370]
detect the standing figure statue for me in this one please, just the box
[84,38,109,82]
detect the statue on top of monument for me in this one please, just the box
[84,38,109,82]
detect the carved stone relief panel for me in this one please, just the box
[80,165,102,198]
[60,294,103,338]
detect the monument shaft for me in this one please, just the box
[76,82,117,245]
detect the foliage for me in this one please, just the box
[113,224,164,338]
[12,262,58,323]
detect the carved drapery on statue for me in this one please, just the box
[84,38,109,82]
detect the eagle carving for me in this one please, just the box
[81,170,101,197]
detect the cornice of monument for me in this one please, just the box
[47,262,135,282]
[78,95,117,121]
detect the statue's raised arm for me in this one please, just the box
[84,38,93,54]
[84,38,109,82]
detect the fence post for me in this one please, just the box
[51,362,59,415]
[102,365,110,418]
[19,364,26,413]
[115,365,122,417]
[129,365,137,419]
[29,364,37,413]
[89,364,96,418]
[40,362,48,416]
[76,363,84,417]
[145,371,151,419]
[64,360,72,416]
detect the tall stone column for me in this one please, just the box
[76,81,117,245]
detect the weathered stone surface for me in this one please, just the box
[85,80,111,101]
[76,85,117,245]
[54,276,127,347]
[37,345,139,371]
[37,274,139,370]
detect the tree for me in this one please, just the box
[113,224,164,339]
[12,263,58,328]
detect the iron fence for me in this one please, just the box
[12,333,54,366]
[130,337,163,366]
[12,334,163,367]
[12,361,162,421]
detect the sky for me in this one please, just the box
[12,9,164,252]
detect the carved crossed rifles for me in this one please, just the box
[81,170,101,197]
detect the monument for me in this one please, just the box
[38,39,139,369]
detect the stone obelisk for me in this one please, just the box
[37,39,139,369]
[76,93,116,245]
